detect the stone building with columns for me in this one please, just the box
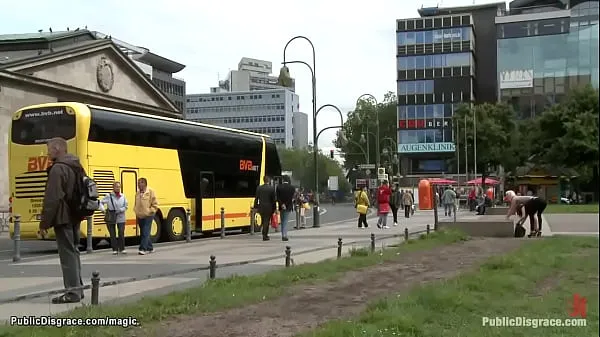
[0,31,183,210]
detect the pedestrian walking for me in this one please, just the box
[295,188,308,228]
[134,178,158,255]
[376,180,391,229]
[441,187,457,217]
[100,181,128,254]
[39,137,88,304]
[276,175,296,241]
[355,186,370,228]
[254,176,277,241]
[402,190,414,218]
[389,184,402,226]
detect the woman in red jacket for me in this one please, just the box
[377,180,392,229]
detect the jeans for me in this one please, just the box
[138,216,154,252]
[107,222,125,252]
[280,210,291,238]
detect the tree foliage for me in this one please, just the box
[278,147,350,193]
[528,84,599,180]
[333,92,398,171]
[451,102,520,182]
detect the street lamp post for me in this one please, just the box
[279,36,323,226]
[312,104,347,227]
[356,94,380,177]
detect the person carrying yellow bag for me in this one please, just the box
[355,186,370,228]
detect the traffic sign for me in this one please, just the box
[365,169,371,175]
[358,164,375,169]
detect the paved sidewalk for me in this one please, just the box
[0,210,442,321]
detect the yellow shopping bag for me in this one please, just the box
[303,202,311,210]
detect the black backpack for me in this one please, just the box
[514,223,526,238]
[54,163,100,220]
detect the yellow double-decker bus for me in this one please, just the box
[8,102,282,246]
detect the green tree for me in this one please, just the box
[333,92,398,171]
[451,102,520,186]
[529,84,599,185]
[278,147,350,193]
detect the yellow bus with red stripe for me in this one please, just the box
[8,102,281,246]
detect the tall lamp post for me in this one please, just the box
[312,104,347,227]
[355,94,380,178]
[278,35,322,226]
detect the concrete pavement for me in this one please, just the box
[0,203,360,262]
[543,213,598,236]
[0,208,440,321]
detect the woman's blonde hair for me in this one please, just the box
[505,190,516,201]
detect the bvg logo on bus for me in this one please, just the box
[27,156,52,172]
[239,160,259,172]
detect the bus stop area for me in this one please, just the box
[0,209,448,321]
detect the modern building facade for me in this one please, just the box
[185,88,308,149]
[91,31,187,112]
[396,2,504,177]
[212,57,295,93]
[496,0,599,119]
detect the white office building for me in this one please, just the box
[211,57,295,93]
[186,88,308,149]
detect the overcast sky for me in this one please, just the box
[1,0,504,158]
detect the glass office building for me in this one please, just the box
[496,0,599,118]
[396,13,475,175]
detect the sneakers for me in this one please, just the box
[121,249,128,254]
[393,222,398,226]
[112,251,118,255]
[383,225,390,229]
[138,250,146,255]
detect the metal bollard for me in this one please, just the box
[285,246,291,267]
[337,237,343,259]
[370,233,375,253]
[250,208,255,235]
[86,216,93,254]
[209,255,216,279]
[91,270,100,305]
[426,224,431,235]
[404,227,409,241]
[220,207,225,239]
[186,208,192,243]
[12,215,21,263]
[295,206,301,229]
[453,204,457,223]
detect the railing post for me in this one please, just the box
[186,208,192,243]
[370,233,375,253]
[295,205,301,229]
[433,193,439,231]
[12,215,21,263]
[91,270,100,305]
[209,255,216,279]
[404,227,409,241]
[337,237,343,259]
[426,224,431,235]
[86,216,93,254]
[220,207,225,239]
[453,203,457,223]
[285,246,291,267]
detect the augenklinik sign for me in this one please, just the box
[398,142,456,153]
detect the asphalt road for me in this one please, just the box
[0,203,358,262]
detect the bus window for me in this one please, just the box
[11,106,75,145]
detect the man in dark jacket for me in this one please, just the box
[39,137,84,304]
[254,176,277,241]
[389,183,402,226]
[275,175,296,241]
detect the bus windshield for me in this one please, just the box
[11,106,76,145]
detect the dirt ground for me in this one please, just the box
[142,237,527,337]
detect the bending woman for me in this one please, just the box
[505,190,547,237]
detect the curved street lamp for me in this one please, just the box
[355,94,380,181]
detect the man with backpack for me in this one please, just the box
[40,137,98,304]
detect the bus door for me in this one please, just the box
[196,172,215,231]
[120,169,139,237]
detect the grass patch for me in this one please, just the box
[545,203,599,214]
[300,235,599,337]
[0,229,469,337]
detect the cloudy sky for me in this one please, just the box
[0,0,504,155]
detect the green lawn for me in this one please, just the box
[0,229,469,337]
[299,235,599,337]
[545,203,599,214]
